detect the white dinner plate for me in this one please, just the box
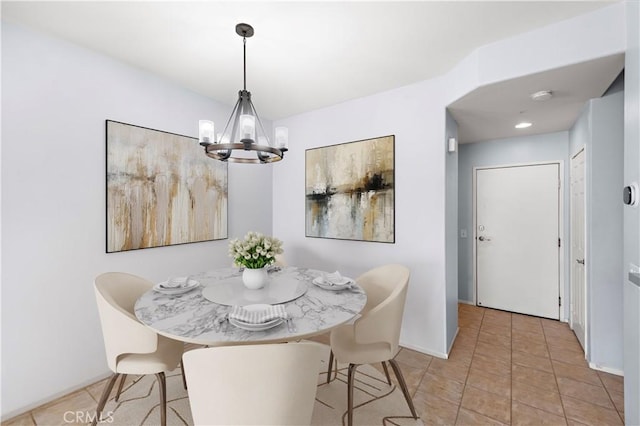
[312,276,354,291]
[229,317,284,331]
[153,279,200,295]
[228,304,285,331]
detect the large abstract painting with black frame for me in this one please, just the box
[305,135,395,243]
[106,120,228,253]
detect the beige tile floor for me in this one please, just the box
[3,304,625,425]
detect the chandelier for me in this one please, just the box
[198,23,288,164]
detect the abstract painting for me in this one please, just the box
[106,120,227,252]
[305,135,395,243]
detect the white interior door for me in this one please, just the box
[476,163,560,319]
[570,149,587,350]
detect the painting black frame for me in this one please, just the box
[105,120,228,253]
[305,135,395,243]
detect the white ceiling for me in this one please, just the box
[2,1,622,141]
[449,54,625,143]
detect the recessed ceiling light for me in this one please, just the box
[531,90,553,101]
[515,122,532,129]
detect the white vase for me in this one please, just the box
[242,267,268,290]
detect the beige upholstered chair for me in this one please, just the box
[326,264,418,426]
[93,272,184,426]
[274,253,288,267]
[183,342,324,426]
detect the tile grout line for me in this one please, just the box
[407,354,429,401]
[596,371,626,424]
[511,318,568,421]
[543,322,624,423]
[543,321,570,425]
[509,311,513,426]
[469,310,515,424]
[452,308,484,425]
[510,320,569,421]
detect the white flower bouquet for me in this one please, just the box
[228,231,283,269]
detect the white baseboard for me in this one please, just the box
[399,340,448,360]
[458,300,571,325]
[1,371,111,422]
[588,362,624,376]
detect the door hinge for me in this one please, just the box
[558,238,561,247]
[559,296,562,307]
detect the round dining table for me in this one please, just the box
[134,266,367,346]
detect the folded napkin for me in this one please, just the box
[323,271,350,286]
[163,276,190,289]
[229,305,287,324]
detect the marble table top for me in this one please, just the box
[134,267,367,345]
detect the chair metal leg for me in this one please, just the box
[347,364,358,426]
[388,359,418,419]
[381,361,392,385]
[155,372,167,426]
[92,373,119,426]
[327,350,335,383]
[114,374,127,402]
[180,359,187,389]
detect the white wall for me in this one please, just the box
[589,93,624,372]
[623,0,640,423]
[272,79,451,356]
[445,110,459,351]
[569,91,624,373]
[476,1,626,87]
[1,22,273,418]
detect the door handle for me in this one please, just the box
[576,259,585,265]
[478,236,491,241]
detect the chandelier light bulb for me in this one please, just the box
[199,120,214,144]
[275,127,289,149]
[240,114,256,141]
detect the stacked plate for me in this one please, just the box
[153,279,200,295]
[228,304,285,331]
